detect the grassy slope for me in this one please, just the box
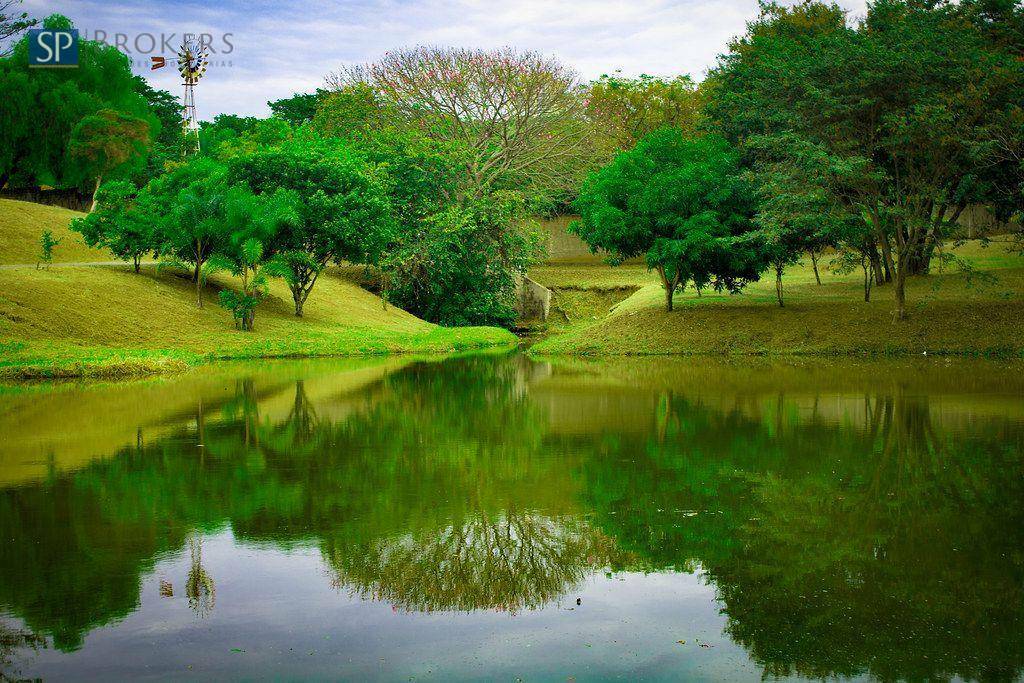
[532,241,1024,356]
[0,200,515,378]
[0,198,110,264]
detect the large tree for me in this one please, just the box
[572,129,764,312]
[585,73,703,156]
[70,180,156,272]
[142,157,231,307]
[707,0,1024,319]
[67,109,150,210]
[0,14,155,190]
[227,135,396,316]
[328,46,591,201]
[382,190,545,327]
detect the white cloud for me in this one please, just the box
[27,0,870,117]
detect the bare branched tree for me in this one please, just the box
[327,46,592,199]
[0,0,36,56]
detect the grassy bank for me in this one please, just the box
[531,241,1024,357]
[0,199,516,379]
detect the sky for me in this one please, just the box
[25,0,869,119]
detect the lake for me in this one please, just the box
[1,353,1022,681]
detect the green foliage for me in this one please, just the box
[197,114,267,159]
[316,110,542,327]
[226,134,396,315]
[131,80,185,181]
[207,187,300,330]
[70,181,154,271]
[707,0,1024,317]
[585,72,703,154]
[383,191,546,327]
[312,83,390,139]
[68,109,150,207]
[573,129,764,311]
[268,93,318,126]
[745,132,877,304]
[268,89,327,126]
[35,229,59,269]
[140,157,231,305]
[0,14,156,190]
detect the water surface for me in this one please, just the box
[1,354,1022,681]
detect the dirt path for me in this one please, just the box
[0,261,158,270]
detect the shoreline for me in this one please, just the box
[0,328,519,381]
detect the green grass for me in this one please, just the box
[0,198,110,264]
[532,240,1024,357]
[0,200,517,379]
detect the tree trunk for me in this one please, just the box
[868,243,884,285]
[89,175,102,212]
[893,264,907,321]
[775,262,784,307]
[195,259,204,307]
[810,250,821,285]
[133,255,141,273]
[862,257,872,302]
[291,284,309,317]
[655,265,676,312]
[906,240,934,276]
[879,236,895,284]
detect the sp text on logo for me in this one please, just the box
[28,29,79,68]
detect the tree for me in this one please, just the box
[197,114,266,158]
[70,180,155,272]
[311,82,391,140]
[36,229,59,269]
[382,191,545,327]
[328,46,591,201]
[132,79,185,180]
[0,14,155,190]
[268,90,326,127]
[746,133,874,306]
[144,157,230,307]
[573,129,764,312]
[227,135,396,316]
[707,0,1024,319]
[68,109,150,211]
[585,73,703,156]
[209,187,299,331]
[0,0,35,56]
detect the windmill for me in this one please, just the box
[177,37,208,154]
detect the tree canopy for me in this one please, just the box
[0,14,156,191]
[706,0,1024,317]
[573,129,764,311]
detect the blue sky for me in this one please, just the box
[26,0,868,118]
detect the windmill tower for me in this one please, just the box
[177,37,208,155]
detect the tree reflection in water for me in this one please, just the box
[185,535,215,618]
[582,384,1024,681]
[0,356,1021,681]
[328,510,618,613]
